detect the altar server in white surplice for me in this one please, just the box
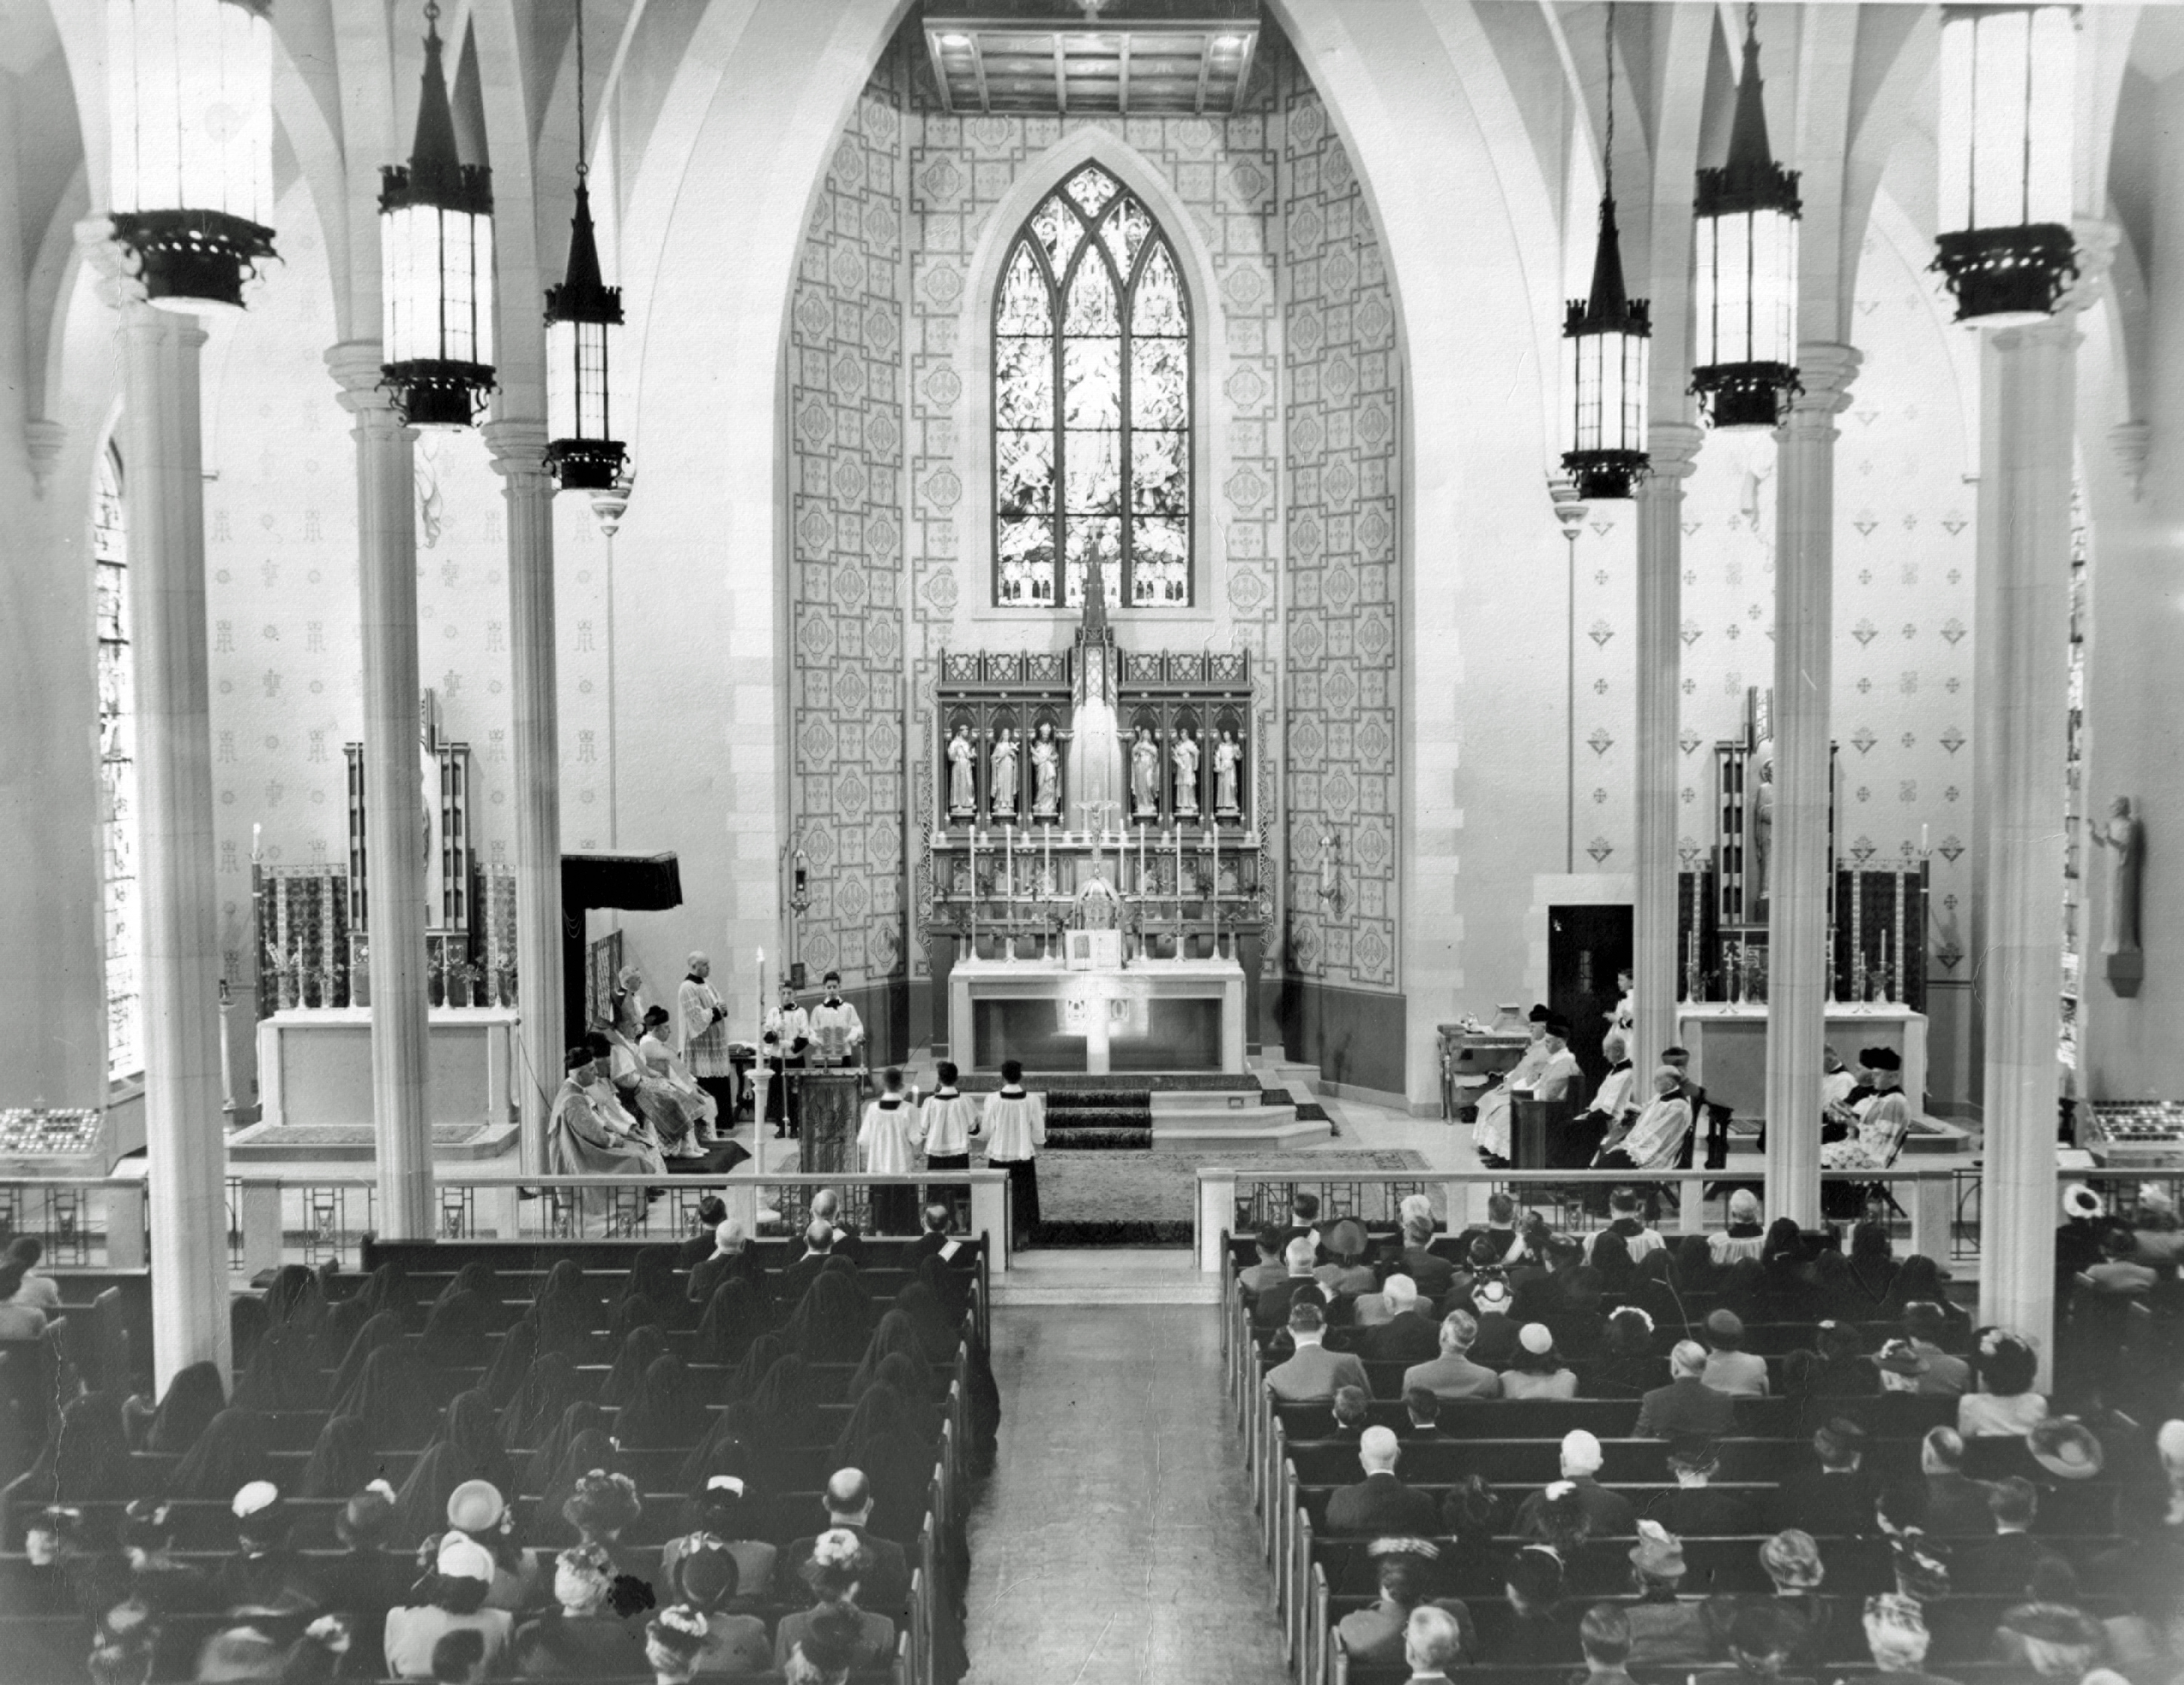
[919,1059,980,1206]
[1471,1004,1553,1168]
[807,970,865,1065]
[982,1059,1046,1244]
[860,1068,923,1235]
[761,983,812,1137]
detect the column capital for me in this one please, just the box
[325,341,401,418]
[25,419,66,499]
[481,419,552,488]
[1644,421,1706,481]
[1791,343,1861,411]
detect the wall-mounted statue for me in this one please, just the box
[990,727,1019,819]
[2091,794,2145,995]
[1130,726,1161,817]
[1173,727,1201,817]
[947,725,977,815]
[1214,728,1244,817]
[1030,721,1061,819]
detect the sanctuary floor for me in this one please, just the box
[962,1295,1285,1683]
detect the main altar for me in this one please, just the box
[921,556,1268,1072]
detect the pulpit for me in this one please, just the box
[795,1068,866,1176]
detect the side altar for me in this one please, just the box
[921,557,1269,1063]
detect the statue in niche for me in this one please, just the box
[946,725,977,815]
[1074,835,1122,931]
[1130,727,1161,817]
[2091,795,2143,967]
[1749,744,1775,921]
[1030,721,1061,819]
[1214,729,1244,817]
[1172,727,1201,817]
[989,727,1020,819]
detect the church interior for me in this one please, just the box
[5,0,2184,1680]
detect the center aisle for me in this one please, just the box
[961,1281,1286,1683]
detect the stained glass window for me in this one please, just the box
[94,444,142,1083]
[994,165,1191,607]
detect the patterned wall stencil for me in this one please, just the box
[1280,69,1401,992]
[789,68,910,989]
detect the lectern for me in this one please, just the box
[794,1067,867,1176]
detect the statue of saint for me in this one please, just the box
[2090,795,2142,957]
[1172,727,1201,816]
[946,725,977,815]
[1749,745,1775,920]
[1130,727,1160,816]
[1214,729,1244,816]
[989,727,1019,819]
[1030,722,1061,818]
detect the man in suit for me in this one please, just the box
[1357,1276,1442,1365]
[776,1219,838,1305]
[1265,1299,1371,1402]
[1284,1191,1333,1257]
[1635,1340,1736,1439]
[1645,1435,1760,1537]
[1401,1310,1503,1400]
[1253,1236,1330,1332]
[1955,1477,2047,1595]
[909,1202,974,1265]
[1452,1192,1524,1264]
[1515,1430,1635,1539]
[1403,1387,1444,1439]
[1401,1606,1467,1685]
[1395,1212,1457,1298]
[1239,1225,1292,1296]
[1771,1418,1878,1539]
[776,1468,911,1615]
[809,1188,869,1266]
[1918,1427,2000,1536]
[1326,1426,1442,1536]
[687,1216,757,1304]
[675,1196,731,1267]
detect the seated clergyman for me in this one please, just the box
[1593,1068,1691,1173]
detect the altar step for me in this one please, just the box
[957,1070,1261,1094]
[1150,1089,1330,1148]
[1043,1090,1154,1151]
[227,1119,523,1163]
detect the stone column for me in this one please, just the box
[1764,344,1859,1228]
[1633,423,1705,1078]
[115,301,232,1389]
[328,343,434,1238]
[1974,309,2084,1364]
[483,420,561,1174]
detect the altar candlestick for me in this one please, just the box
[1850,872,1864,1001]
[1890,878,1903,1002]
[1210,821,1221,957]
[1920,823,1930,858]
[251,822,262,863]
[1138,823,1146,899]
[1174,824,1186,906]
[968,830,978,956]
[755,948,764,1040]
[1042,824,1051,898]
[1005,825,1015,907]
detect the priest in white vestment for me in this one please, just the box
[1472,1005,1552,1167]
[981,1059,1046,1244]
[1821,1047,1910,1170]
[859,1067,923,1234]
[636,1005,720,1147]
[676,952,738,1122]
[1593,1068,1692,1173]
[549,1044,667,1221]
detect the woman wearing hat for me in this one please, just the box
[1334,1538,1475,1667]
[1958,1330,2050,1437]
[1501,1324,1578,1400]
[1702,1529,1833,1674]
[657,1536,772,1674]
[383,1534,513,1679]
[773,1530,897,1674]
[1313,1219,1380,1298]
[512,1543,647,1677]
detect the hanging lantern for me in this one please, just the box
[544,3,624,491]
[1564,5,1650,500]
[106,0,277,312]
[1932,4,2078,326]
[380,1,495,428]
[1692,5,1801,429]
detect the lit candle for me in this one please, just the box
[1920,823,1930,856]
[251,823,262,862]
[1042,823,1051,895]
[1006,824,1015,906]
[1138,823,1146,898]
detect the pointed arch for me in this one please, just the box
[991,161,1193,610]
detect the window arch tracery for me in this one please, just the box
[993,163,1192,609]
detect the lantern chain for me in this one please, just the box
[575,0,589,181]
